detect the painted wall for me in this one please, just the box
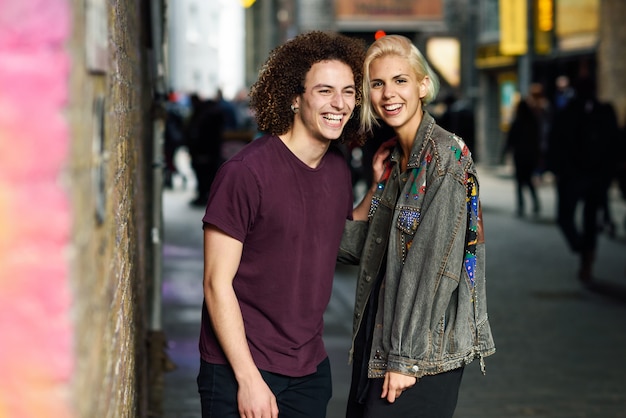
[0,0,74,417]
[0,0,156,416]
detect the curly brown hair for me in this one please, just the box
[249,31,367,146]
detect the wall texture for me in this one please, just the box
[0,0,155,416]
[68,0,155,416]
[598,0,626,126]
[0,1,73,416]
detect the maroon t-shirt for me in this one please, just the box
[200,134,353,377]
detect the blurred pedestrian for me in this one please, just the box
[619,127,626,277]
[185,94,225,207]
[549,76,621,283]
[338,34,495,418]
[618,126,626,236]
[163,94,186,189]
[196,31,366,418]
[503,83,550,217]
[215,88,239,132]
[553,75,575,111]
[439,93,476,155]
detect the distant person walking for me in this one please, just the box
[185,95,225,207]
[549,76,621,283]
[439,93,476,155]
[196,31,366,418]
[503,83,550,217]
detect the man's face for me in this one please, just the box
[293,60,356,142]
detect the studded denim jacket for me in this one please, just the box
[338,112,495,379]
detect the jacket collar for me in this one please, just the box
[389,111,436,169]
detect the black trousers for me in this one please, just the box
[197,357,332,418]
[346,367,464,418]
[557,177,604,253]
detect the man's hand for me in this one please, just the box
[237,375,279,418]
[381,371,416,403]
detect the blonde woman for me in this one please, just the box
[339,34,495,418]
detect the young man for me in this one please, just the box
[197,31,366,418]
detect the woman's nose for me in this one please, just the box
[382,85,395,99]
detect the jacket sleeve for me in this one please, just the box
[337,219,368,265]
[385,172,468,375]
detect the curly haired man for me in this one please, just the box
[196,31,366,418]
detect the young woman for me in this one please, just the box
[339,34,495,418]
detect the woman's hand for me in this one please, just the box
[381,371,417,403]
[371,139,396,185]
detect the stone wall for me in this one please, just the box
[68,0,154,416]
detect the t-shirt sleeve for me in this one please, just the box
[201,160,260,243]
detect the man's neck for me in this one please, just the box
[278,130,331,169]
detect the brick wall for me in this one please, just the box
[68,0,154,417]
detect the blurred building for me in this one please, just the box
[242,0,498,163]
[166,0,245,99]
[474,0,603,165]
[242,0,625,166]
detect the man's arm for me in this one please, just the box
[203,224,279,417]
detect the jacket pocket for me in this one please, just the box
[396,207,421,261]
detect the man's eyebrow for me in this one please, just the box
[310,83,356,90]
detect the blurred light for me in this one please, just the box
[426,37,460,87]
[499,0,527,55]
[241,0,256,8]
[277,9,289,23]
[374,30,386,40]
[537,0,553,32]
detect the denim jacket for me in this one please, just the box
[338,112,495,379]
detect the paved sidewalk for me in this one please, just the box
[160,163,626,418]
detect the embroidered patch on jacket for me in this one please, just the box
[404,156,428,201]
[450,135,470,165]
[464,175,479,287]
[397,207,421,234]
[368,196,380,219]
[397,208,420,261]
[368,160,394,220]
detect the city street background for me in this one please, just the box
[161,150,626,418]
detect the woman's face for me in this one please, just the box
[368,54,428,136]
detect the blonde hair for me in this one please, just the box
[360,35,440,135]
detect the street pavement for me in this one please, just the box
[161,156,626,418]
